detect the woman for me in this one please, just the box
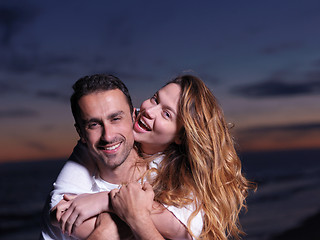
[138,75,253,239]
[55,74,253,240]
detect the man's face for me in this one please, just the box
[77,89,134,169]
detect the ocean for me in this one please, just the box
[239,149,320,239]
[0,149,320,240]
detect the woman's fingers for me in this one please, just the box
[54,199,71,222]
[63,194,77,201]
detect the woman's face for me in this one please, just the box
[133,83,182,154]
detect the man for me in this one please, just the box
[40,74,191,239]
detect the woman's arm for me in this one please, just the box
[52,191,110,238]
[46,141,99,239]
[58,184,193,239]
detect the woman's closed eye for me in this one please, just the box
[150,94,158,104]
[163,110,171,119]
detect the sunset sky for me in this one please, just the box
[1,0,320,163]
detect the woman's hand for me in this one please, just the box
[50,197,74,227]
[57,191,109,235]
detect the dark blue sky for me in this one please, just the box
[1,0,320,162]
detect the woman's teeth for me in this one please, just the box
[139,119,150,131]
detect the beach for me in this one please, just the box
[0,148,320,240]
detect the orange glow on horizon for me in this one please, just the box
[235,128,320,153]
[1,130,319,163]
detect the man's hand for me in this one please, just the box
[110,182,164,240]
[110,182,153,224]
[57,192,109,235]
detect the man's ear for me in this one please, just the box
[75,123,86,143]
[132,108,137,123]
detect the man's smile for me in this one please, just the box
[98,142,122,154]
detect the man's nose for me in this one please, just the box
[101,125,114,142]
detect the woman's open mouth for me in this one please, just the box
[134,117,151,132]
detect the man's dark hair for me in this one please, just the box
[70,74,133,126]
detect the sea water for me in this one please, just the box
[240,149,320,240]
[0,159,66,240]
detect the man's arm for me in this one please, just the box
[87,212,135,240]
[150,205,193,240]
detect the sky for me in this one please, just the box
[0,0,320,163]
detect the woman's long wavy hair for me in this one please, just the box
[149,75,254,240]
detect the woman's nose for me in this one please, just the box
[144,105,158,119]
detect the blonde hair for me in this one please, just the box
[149,75,255,240]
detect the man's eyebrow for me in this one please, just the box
[81,111,126,124]
[108,110,125,119]
[81,118,101,125]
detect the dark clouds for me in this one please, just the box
[0,53,79,75]
[231,80,320,98]
[0,80,69,104]
[103,15,134,48]
[35,90,69,102]
[239,122,320,134]
[231,66,320,98]
[305,70,320,81]
[260,41,304,55]
[0,81,25,94]
[0,0,319,162]
[313,59,320,67]
[2,54,37,73]
[0,108,38,118]
[0,4,39,46]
